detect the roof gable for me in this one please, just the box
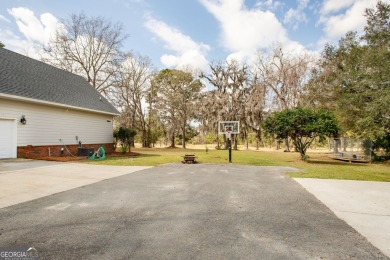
[0,48,119,115]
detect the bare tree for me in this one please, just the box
[42,13,127,95]
[202,60,248,121]
[255,45,312,150]
[245,73,267,148]
[197,90,221,146]
[201,60,266,149]
[255,46,311,110]
[114,52,154,147]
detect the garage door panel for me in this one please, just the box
[0,119,16,158]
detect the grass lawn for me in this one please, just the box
[84,147,390,182]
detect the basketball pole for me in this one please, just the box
[228,139,232,163]
[227,131,232,163]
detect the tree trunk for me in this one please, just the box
[342,137,347,152]
[182,124,186,149]
[243,131,248,150]
[299,149,306,160]
[224,135,228,150]
[146,101,152,148]
[170,132,175,148]
[294,139,307,160]
[256,130,261,150]
[284,137,290,152]
[334,138,340,153]
[142,129,147,147]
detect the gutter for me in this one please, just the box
[0,93,120,116]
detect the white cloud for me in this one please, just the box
[318,0,378,45]
[144,16,210,71]
[255,0,283,11]
[0,14,11,23]
[283,0,309,30]
[199,0,309,62]
[117,0,146,9]
[0,8,61,59]
[7,7,60,46]
[199,0,288,51]
[298,0,310,9]
[0,28,42,59]
[321,0,356,14]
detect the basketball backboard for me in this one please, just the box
[218,121,240,134]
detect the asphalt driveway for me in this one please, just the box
[0,163,386,259]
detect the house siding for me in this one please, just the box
[0,98,115,157]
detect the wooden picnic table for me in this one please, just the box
[182,154,197,164]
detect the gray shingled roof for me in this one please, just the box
[0,48,119,115]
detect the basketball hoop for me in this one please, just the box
[218,120,239,163]
[226,130,232,140]
[218,121,240,135]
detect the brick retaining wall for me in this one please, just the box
[17,143,115,159]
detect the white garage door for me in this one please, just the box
[0,119,16,158]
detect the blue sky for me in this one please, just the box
[0,0,383,71]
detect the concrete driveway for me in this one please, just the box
[0,163,386,259]
[0,159,151,208]
[295,178,390,258]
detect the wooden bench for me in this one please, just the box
[182,154,197,164]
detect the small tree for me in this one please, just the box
[113,127,137,153]
[263,107,339,160]
[373,134,390,160]
[0,41,4,48]
[151,69,202,148]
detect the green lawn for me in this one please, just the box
[85,147,390,182]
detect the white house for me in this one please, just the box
[0,48,119,159]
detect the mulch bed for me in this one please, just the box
[34,151,140,162]
[35,156,86,162]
